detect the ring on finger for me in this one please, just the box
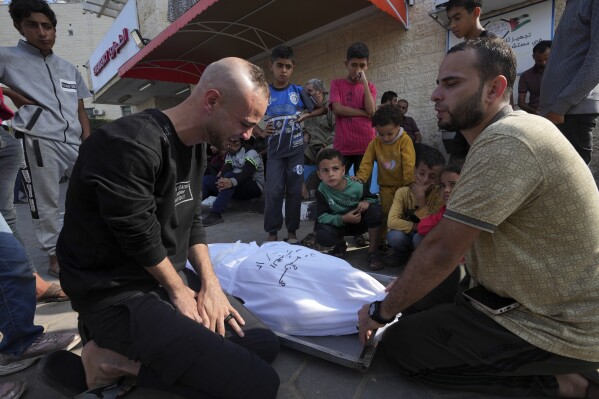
[224,313,234,323]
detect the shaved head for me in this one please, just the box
[165,57,269,149]
[196,57,269,104]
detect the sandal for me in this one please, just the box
[331,242,348,259]
[37,283,69,303]
[300,233,316,248]
[368,252,384,271]
[283,238,301,245]
[354,234,370,247]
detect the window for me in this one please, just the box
[121,105,132,116]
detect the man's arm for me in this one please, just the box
[358,218,480,344]
[146,257,202,324]
[297,104,327,123]
[518,92,538,114]
[544,1,599,120]
[1,87,35,108]
[413,131,422,143]
[78,99,91,141]
[188,243,245,337]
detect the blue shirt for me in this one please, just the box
[265,84,315,159]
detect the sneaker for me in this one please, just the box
[0,359,36,376]
[331,241,348,259]
[300,232,316,248]
[354,234,369,247]
[368,252,384,271]
[202,212,223,227]
[0,332,81,369]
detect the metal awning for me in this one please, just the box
[83,0,127,18]
[118,0,385,84]
[96,0,409,104]
[369,0,408,28]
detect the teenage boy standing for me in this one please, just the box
[330,42,376,247]
[0,0,90,298]
[330,42,376,180]
[254,45,320,243]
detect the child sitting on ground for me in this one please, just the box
[352,105,415,243]
[201,138,265,226]
[314,149,384,270]
[386,145,445,266]
[417,163,462,238]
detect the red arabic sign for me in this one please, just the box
[93,28,129,76]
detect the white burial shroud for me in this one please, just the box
[187,241,387,336]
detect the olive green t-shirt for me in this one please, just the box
[445,110,599,361]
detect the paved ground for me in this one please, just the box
[1,182,538,398]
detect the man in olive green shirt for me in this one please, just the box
[358,38,599,398]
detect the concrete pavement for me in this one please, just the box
[0,182,539,398]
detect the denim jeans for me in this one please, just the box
[0,213,43,356]
[0,130,36,273]
[202,172,262,214]
[387,229,424,262]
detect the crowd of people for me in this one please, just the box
[1,0,598,398]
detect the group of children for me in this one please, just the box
[203,36,468,270]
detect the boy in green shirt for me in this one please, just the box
[314,149,383,270]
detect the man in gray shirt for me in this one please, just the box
[0,0,91,282]
[540,0,599,165]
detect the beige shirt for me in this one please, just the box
[445,110,599,361]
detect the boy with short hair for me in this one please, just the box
[314,149,384,270]
[386,145,445,266]
[254,45,320,243]
[330,42,376,247]
[352,105,415,241]
[330,42,376,174]
[446,0,487,40]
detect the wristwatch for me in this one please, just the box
[369,301,395,325]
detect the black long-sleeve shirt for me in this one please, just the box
[57,109,206,313]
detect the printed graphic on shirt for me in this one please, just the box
[382,159,397,170]
[175,181,193,206]
[60,79,77,93]
[327,197,360,207]
[289,92,299,105]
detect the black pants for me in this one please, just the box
[78,269,280,399]
[343,154,372,194]
[556,113,599,165]
[382,268,599,397]
[314,203,382,247]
